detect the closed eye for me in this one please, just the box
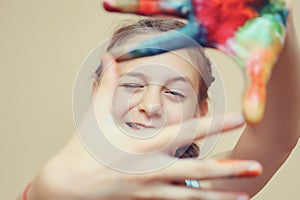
[165,90,185,98]
[120,83,144,89]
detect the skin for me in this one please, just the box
[103,0,289,124]
[102,1,300,196]
[17,5,299,200]
[17,52,259,200]
[16,37,263,200]
[95,12,300,198]
[208,10,300,196]
[112,48,201,130]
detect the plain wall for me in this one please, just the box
[1,0,299,199]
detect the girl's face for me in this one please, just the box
[111,48,202,132]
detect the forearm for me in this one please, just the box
[209,10,300,196]
[233,8,300,160]
[16,179,47,200]
[251,11,300,148]
[232,9,300,161]
[16,182,38,200]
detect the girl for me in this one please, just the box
[18,12,299,200]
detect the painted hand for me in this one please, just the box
[103,0,289,124]
[26,53,263,200]
[30,53,261,200]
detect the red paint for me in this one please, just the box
[246,55,268,106]
[238,168,261,177]
[138,0,160,15]
[103,1,123,13]
[192,0,259,44]
[22,183,32,200]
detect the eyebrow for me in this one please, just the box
[167,76,193,86]
[119,72,193,85]
[119,72,147,80]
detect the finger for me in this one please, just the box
[78,53,121,156]
[111,24,202,62]
[132,182,250,200]
[142,113,245,153]
[103,0,189,18]
[243,48,281,124]
[233,5,288,124]
[143,159,262,182]
[243,52,268,124]
[243,79,266,125]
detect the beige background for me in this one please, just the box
[0,0,299,199]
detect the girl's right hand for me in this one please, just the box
[27,135,261,200]
[25,54,262,200]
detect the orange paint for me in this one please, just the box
[138,0,160,15]
[217,160,262,177]
[103,0,288,124]
[238,168,261,177]
[217,160,245,164]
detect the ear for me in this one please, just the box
[194,100,208,117]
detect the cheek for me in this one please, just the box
[111,88,142,120]
[164,99,199,125]
[111,89,131,121]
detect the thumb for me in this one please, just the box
[93,52,119,116]
[243,82,266,125]
[243,54,269,125]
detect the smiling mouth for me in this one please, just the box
[126,122,155,130]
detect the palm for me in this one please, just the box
[103,0,289,124]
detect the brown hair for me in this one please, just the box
[95,18,215,158]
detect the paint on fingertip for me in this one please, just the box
[238,162,262,177]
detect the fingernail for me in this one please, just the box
[237,162,262,177]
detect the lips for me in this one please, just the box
[126,122,155,130]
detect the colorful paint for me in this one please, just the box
[217,160,262,177]
[103,0,289,124]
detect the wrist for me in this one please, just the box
[25,173,51,200]
[26,181,42,200]
[22,183,31,200]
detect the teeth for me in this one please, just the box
[136,124,142,129]
[126,122,145,130]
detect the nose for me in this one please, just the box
[137,85,163,117]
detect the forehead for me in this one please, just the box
[117,34,201,88]
[118,50,200,87]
